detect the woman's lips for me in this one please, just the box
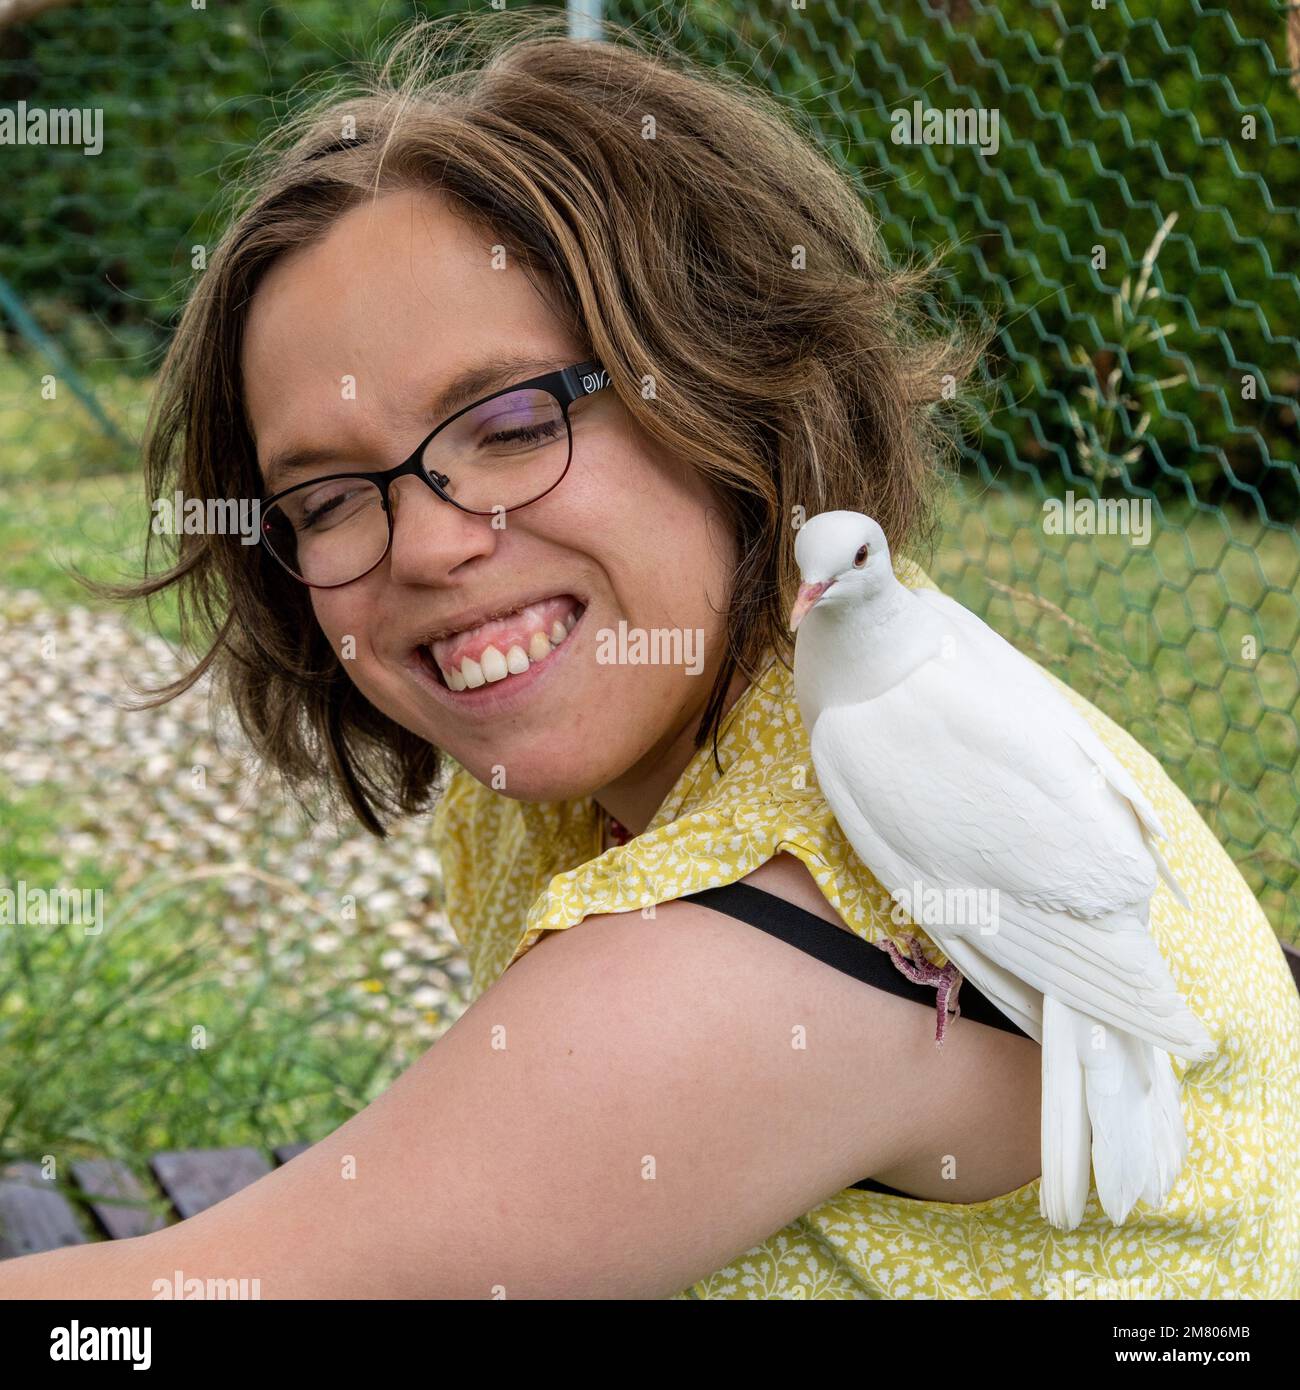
[423,596,584,690]
[410,602,584,715]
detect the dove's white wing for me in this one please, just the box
[811,684,1214,1060]
[914,587,1189,907]
[813,653,1158,916]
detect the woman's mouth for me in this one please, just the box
[416,594,585,692]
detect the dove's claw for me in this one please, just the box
[880,934,963,1046]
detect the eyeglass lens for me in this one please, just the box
[261,389,571,585]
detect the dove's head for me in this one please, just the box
[789,511,892,631]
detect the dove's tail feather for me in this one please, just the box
[1087,1030,1190,1225]
[1137,1045,1191,1209]
[1040,995,1093,1230]
[1039,997,1194,1232]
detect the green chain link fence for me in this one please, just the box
[601,0,1300,940]
[1,0,1296,940]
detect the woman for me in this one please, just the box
[4,10,1296,1299]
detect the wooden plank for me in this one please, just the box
[273,1142,313,1165]
[1282,941,1300,995]
[151,1148,272,1220]
[71,1158,168,1241]
[0,1162,88,1259]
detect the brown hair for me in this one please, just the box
[116,6,989,835]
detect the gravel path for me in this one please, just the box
[0,588,473,1045]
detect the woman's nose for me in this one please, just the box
[385,475,497,583]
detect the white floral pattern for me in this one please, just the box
[431,562,1300,1299]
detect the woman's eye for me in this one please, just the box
[483,418,563,449]
[298,481,374,530]
[854,545,869,567]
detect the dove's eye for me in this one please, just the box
[853,545,869,567]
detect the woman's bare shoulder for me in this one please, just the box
[731,852,1043,1204]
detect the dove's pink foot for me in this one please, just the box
[880,934,964,1047]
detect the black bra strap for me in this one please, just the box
[679,881,1032,1041]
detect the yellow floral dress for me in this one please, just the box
[430,563,1300,1300]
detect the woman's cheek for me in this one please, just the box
[311,596,378,686]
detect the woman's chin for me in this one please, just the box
[451,752,609,805]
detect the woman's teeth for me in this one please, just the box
[438,609,578,692]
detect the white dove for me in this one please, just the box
[788,509,1216,1231]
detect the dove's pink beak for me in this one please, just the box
[789,580,833,632]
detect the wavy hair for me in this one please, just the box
[114,6,990,835]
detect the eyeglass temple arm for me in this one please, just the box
[561,361,611,403]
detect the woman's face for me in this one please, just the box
[242,187,737,806]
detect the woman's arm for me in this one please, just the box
[0,898,992,1299]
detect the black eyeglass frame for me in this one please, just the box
[258,359,611,589]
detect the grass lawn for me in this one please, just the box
[0,470,181,642]
[0,354,179,639]
[0,775,415,1173]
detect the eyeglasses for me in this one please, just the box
[258,360,611,588]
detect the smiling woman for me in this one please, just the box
[13,7,1297,1301]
